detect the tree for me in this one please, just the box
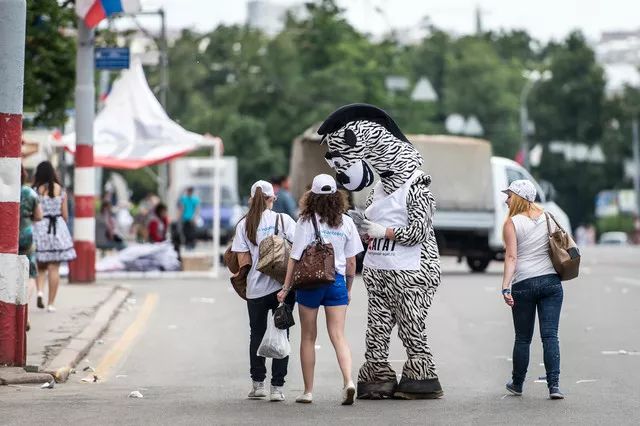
[529,32,610,226]
[443,36,522,156]
[24,0,76,128]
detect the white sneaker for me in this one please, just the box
[342,382,356,405]
[270,386,285,402]
[248,381,267,399]
[295,393,313,403]
[46,305,56,313]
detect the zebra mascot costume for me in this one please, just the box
[318,104,443,400]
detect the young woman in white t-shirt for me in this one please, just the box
[277,174,364,405]
[231,180,296,402]
[500,179,564,400]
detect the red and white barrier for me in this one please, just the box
[68,20,96,283]
[0,0,28,366]
[0,255,29,366]
[68,147,96,282]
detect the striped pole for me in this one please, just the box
[0,0,29,367]
[68,19,96,283]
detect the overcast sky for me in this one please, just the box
[138,0,639,42]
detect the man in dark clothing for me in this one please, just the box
[271,175,298,220]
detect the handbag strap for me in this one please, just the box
[310,214,324,244]
[544,212,552,236]
[545,211,565,234]
[274,213,281,235]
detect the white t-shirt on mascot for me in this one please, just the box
[290,213,364,276]
[232,210,296,299]
[364,170,423,271]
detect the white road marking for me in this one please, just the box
[614,277,640,287]
[576,379,598,384]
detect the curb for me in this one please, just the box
[0,367,53,385]
[41,286,131,383]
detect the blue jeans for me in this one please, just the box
[511,274,563,388]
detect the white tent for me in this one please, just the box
[60,60,223,277]
[61,60,217,169]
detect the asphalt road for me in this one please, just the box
[2,246,639,425]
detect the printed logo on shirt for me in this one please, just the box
[258,225,276,235]
[367,238,397,256]
[320,229,346,239]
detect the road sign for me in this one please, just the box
[95,47,130,70]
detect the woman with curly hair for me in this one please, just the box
[278,174,364,405]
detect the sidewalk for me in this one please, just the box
[1,280,128,385]
[27,281,119,367]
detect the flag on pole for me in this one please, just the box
[76,0,141,29]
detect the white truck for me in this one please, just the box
[289,129,571,272]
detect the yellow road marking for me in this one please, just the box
[95,293,158,381]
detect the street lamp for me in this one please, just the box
[520,70,552,170]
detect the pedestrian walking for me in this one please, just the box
[19,166,43,330]
[277,174,364,405]
[231,180,297,402]
[32,161,76,312]
[178,187,200,250]
[271,175,298,220]
[501,180,565,400]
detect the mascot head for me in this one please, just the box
[317,104,423,194]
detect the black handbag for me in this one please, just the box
[273,303,295,330]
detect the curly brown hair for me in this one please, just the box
[299,190,349,228]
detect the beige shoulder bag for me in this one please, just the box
[545,212,580,281]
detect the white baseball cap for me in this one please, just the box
[502,179,536,202]
[250,180,275,197]
[311,174,337,195]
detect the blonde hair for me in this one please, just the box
[506,192,543,218]
[503,193,544,243]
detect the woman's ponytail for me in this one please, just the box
[245,187,268,245]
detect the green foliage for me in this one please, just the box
[597,215,635,234]
[24,0,76,127]
[134,0,634,228]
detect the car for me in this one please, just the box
[598,231,629,245]
[191,185,246,244]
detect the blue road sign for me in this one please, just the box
[95,47,130,70]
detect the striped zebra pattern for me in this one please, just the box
[323,119,442,386]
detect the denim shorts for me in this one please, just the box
[296,273,348,308]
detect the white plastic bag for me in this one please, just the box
[257,311,291,359]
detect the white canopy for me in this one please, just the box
[61,60,218,169]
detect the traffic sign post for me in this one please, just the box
[95,47,130,70]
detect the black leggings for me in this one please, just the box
[246,289,295,386]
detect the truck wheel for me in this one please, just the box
[467,256,490,273]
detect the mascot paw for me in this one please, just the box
[356,380,398,400]
[393,377,444,400]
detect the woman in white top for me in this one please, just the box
[277,174,364,405]
[232,180,296,402]
[501,180,564,400]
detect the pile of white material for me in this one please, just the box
[97,242,180,272]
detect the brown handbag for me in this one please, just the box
[545,212,580,281]
[224,245,240,274]
[292,214,336,290]
[229,264,250,300]
[256,214,291,284]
